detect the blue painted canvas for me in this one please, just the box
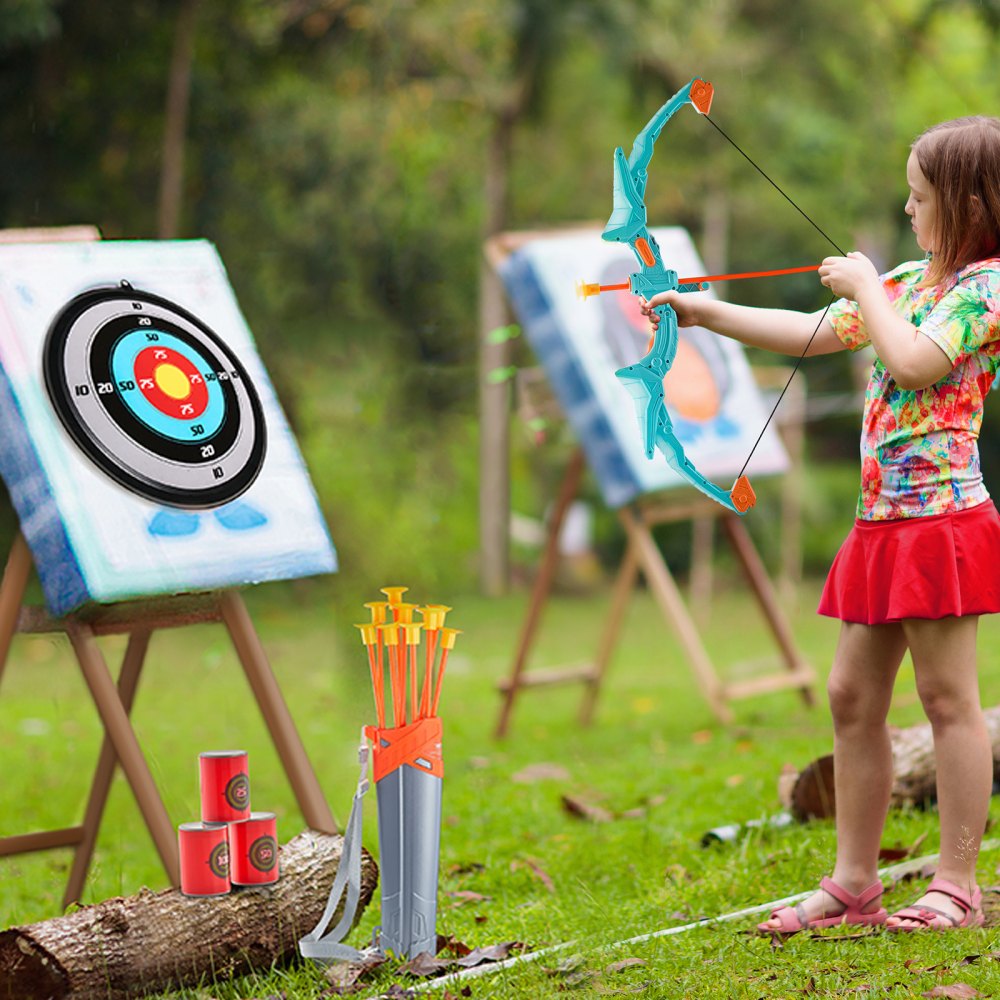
[0,240,336,615]
[499,227,789,509]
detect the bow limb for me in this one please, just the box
[614,305,754,515]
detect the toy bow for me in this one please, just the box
[579,77,848,516]
[584,77,756,515]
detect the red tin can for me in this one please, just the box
[178,821,231,896]
[199,750,251,823]
[229,811,279,886]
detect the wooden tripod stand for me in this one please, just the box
[495,449,816,736]
[0,532,337,908]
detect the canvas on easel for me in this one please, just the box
[490,227,815,733]
[0,236,338,907]
[0,238,335,615]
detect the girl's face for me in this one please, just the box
[905,150,937,253]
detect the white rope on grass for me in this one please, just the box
[414,838,1000,993]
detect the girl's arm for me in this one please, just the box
[819,253,952,390]
[641,291,845,357]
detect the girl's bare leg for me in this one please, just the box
[887,615,989,927]
[763,621,907,928]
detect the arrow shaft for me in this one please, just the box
[679,264,818,284]
[593,264,818,297]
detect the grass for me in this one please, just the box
[4,575,1000,998]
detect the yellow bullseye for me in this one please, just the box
[154,363,191,400]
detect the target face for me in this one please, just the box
[43,282,267,508]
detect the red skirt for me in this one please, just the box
[818,500,1000,624]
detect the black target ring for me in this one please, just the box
[43,282,267,509]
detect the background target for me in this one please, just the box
[43,282,267,509]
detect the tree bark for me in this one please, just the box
[784,706,1000,821]
[157,0,199,239]
[0,829,377,1000]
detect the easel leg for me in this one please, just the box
[0,533,32,691]
[63,628,151,906]
[619,506,734,725]
[720,516,815,706]
[66,622,180,885]
[578,538,639,726]
[218,590,337,834]
[495,447,586,739]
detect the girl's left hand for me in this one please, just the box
[818,251,880,300]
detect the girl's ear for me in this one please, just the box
[970,193,985,218]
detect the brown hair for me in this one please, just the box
[912,116,1000,286]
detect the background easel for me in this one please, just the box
[486,226,816,736]
[494,448,815,735]
[0,531,337,907]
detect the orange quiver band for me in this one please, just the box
[365,716,443,784]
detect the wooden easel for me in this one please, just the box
[0,533,337,907]
[494,448,816,735]
[0,225,336,907]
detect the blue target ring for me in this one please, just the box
[110,329,226,441]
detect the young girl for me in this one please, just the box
[642,116,1000,932]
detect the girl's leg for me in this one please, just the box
[763,621,906,928]
[888,615,989,928]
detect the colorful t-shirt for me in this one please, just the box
[829,257,1000,520]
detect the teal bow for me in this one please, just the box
[600,77,756,515]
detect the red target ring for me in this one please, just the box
[133,345,209,420]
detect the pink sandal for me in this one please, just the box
[757,876,887,935]
[887,877,984,931]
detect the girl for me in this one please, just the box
[642,116,1000,932]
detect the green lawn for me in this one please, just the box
[3,576,1000,998]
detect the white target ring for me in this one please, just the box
[43,282,266,509]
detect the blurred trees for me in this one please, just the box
[1,0,999,586]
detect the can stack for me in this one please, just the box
[178,749,280,897]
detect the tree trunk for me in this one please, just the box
[477,109,516,598]
[784,706,1000,821]
[0,829,377,1000]
[157,0,200,239]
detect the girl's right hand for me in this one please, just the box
[640,291,705,329]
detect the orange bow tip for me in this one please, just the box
[690,79,714,115]
[730,475,756,513]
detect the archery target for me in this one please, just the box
[43,282,266,509]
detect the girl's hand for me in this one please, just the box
[818,251,881,301]
[640,290,705,329]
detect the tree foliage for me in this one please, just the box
[1,1,1000,584]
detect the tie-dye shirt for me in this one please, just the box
[829,257,1000,520]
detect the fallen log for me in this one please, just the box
[0,829,377,1000]
[783,705,1000,821]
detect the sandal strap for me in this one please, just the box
[926,877,976,914]
[890,906,941,927]
[892,904,959,927]
[819,876,883,911]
